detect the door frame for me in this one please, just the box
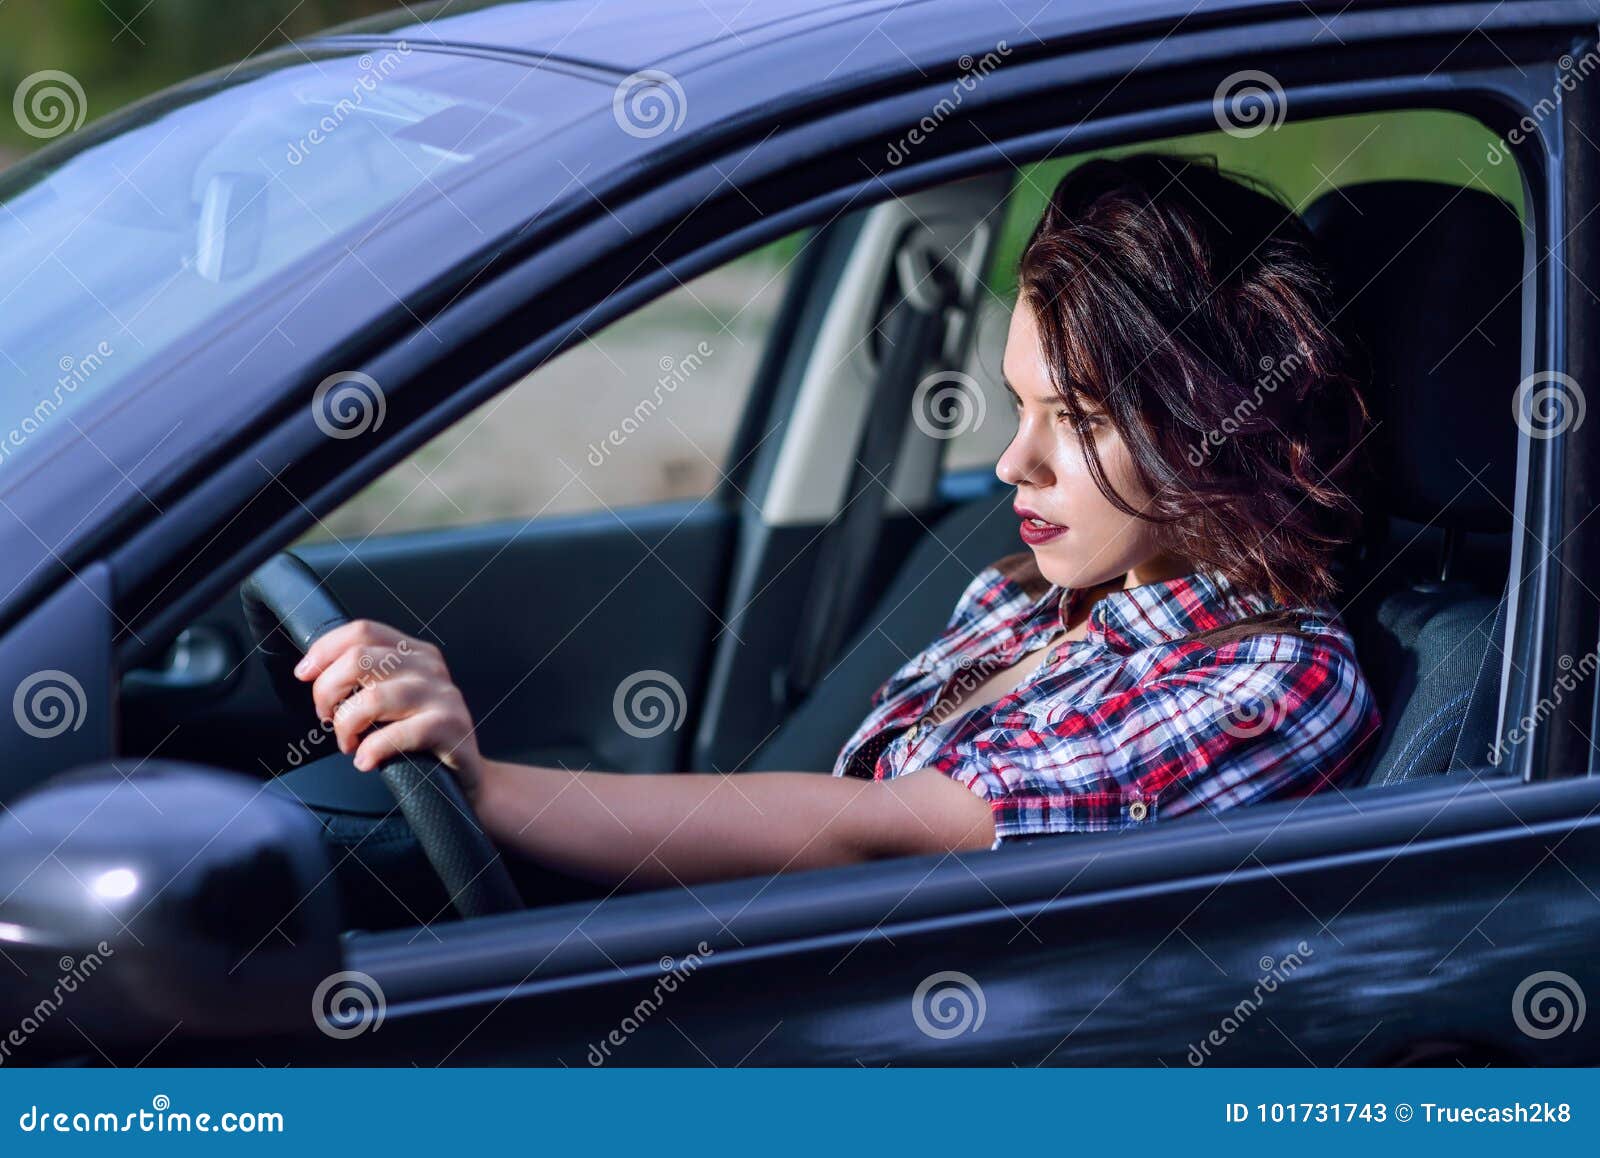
[251,31,1587,1053]
[72,4,1591,1045]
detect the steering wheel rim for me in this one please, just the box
[241,552,523,920]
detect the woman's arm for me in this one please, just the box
[474,760,994,886]
[294,619,995,887]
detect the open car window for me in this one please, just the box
[303,234,807,540]
[944,108,1526,477]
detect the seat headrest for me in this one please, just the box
[1302,180,1523,534]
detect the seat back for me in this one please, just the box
[1301,180,1523,785]
[747,491,1017,771]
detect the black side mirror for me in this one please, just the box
[0,761,342,1062]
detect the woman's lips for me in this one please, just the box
[1016,507,1068,546]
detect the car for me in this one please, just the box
[0,0,1596,1067]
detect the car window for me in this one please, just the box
[306,234,806,541]
[0,47,590,475]
[945,108,1525,475]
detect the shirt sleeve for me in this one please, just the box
[928,631,1380,840]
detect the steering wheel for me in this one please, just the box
[241,552,523,919]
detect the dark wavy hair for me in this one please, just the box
[1017,152,1369,611]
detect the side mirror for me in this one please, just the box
[0,761,342,1062]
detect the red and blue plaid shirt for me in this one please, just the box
[831,555,1380,841]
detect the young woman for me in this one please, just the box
[293,153,1380,888]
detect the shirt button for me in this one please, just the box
[1127,800,1149,822]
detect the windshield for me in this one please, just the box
[0,45,555,472]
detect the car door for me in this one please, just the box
[159,772,1595,1067]
[30,0,1600,1068]
[225,14,1594,1068]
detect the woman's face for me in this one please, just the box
[995,302,1180,590]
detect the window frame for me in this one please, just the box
[99,21,1570,789]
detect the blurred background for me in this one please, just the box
[0,0,393,162]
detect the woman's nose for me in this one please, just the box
[996,424,1053,488]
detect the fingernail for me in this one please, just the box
[293,658,311,678]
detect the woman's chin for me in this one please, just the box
[1029,547,1078,589]
[1034,550,1138,592]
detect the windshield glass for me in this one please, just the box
[0,46,552,472]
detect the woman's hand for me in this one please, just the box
[292,619,486,804]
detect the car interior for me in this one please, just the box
[114,107,1530,931]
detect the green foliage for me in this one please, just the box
[986,110,1523,299]
[0,0,395,151]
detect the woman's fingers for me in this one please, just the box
[309,647,370,725]
[280,617,480,793]
[330,673,436,755]
[294,618,409,681]
[309,642,424,723]
[352,709,460,773]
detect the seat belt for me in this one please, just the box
[779,237,959,706]
[1448,586,1509,772]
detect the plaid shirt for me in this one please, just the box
[832,556,1379,841]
